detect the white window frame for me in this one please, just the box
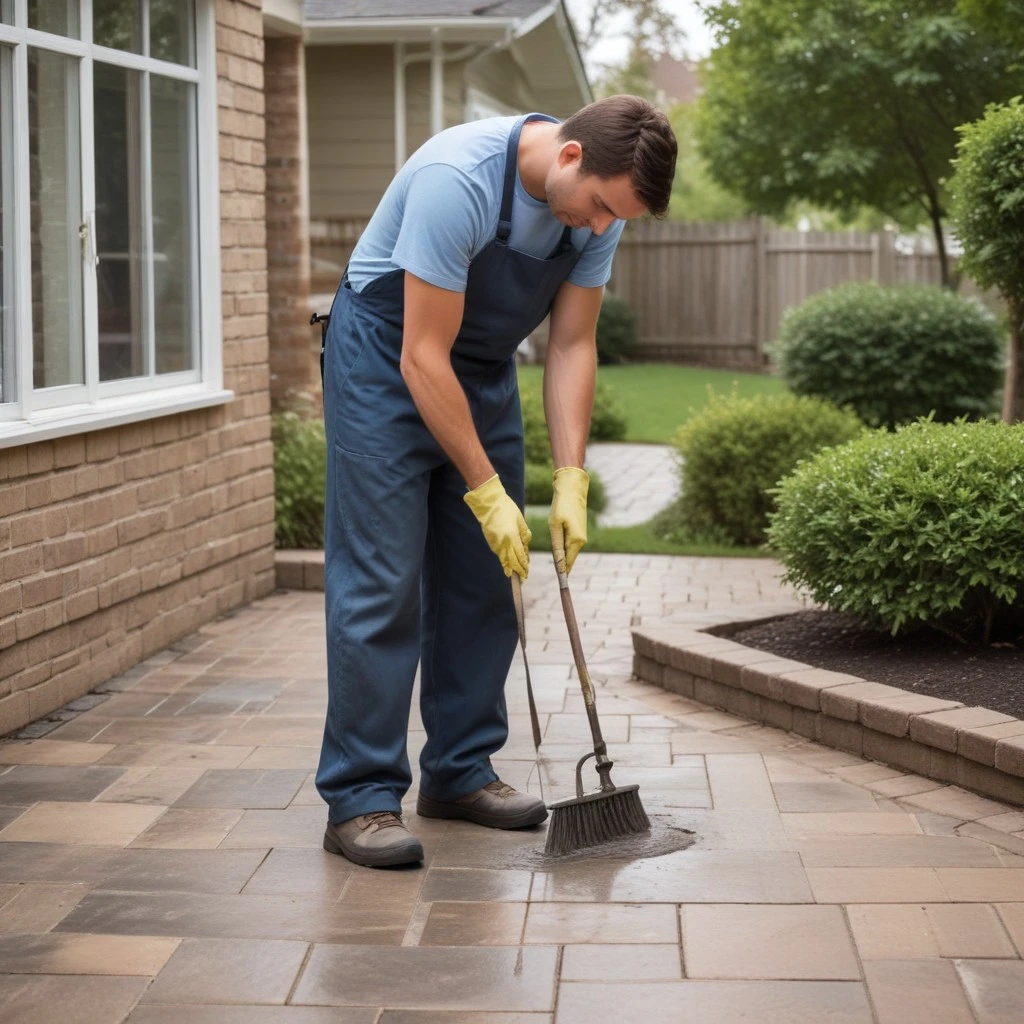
[0,0,230,449]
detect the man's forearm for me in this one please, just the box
[543,335,596,468]
[401,346,495,490]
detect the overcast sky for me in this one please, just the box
[563,0,716,70]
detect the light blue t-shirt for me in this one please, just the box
[347,115,626,294]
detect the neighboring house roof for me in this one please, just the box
[305,1,552,18]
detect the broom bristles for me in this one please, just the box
[544,787,650,856]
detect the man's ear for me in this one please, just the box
[558,140,583,170]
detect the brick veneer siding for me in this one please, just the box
[0,0,276,735]
[265,35,316,408]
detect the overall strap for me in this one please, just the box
[497,113,562,243]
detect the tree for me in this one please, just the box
[695,0,1024,286]
[667,100,751,221]
[958,0,1024,56]
[949,97,1024,422]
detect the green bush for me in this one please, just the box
[272,410,327,549]
[520,379,628,446]
[596,293,637,365]
[524,464,608,512]
[773,282,1004,428]
[671,392,865,547]
[589,382,628,441]
[768,420,1024,644]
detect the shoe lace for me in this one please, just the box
[364,811,405,831]
[483,780,515,798]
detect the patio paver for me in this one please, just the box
[0,553,1022,1021]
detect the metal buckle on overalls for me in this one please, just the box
[310,312,330,380]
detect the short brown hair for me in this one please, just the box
[558,95,678,218]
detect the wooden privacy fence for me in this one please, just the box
[310,216,1001,368]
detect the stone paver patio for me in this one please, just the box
[1,554,1023,1022]
[585,442,680,527]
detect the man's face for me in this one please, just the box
[544,141,648,234]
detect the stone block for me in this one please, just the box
[776,668,864,711]
[959,721,1024,767]
[862,730,932,777]
[662,667,695,698]
[739,658,810,699]
[994,736,1024,779]
[816,715,864,756]
[909,706,1016,752]
[820,682,907,723]
[860,695,963,739]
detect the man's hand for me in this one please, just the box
[464,475,532,579]
[548,466,589,574]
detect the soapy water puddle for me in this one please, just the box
[507,815,698,868]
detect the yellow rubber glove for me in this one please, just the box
[464,474,532,579]
[548,466,589,575]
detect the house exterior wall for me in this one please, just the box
[0,0,276,735]
[266,35,315,406]
[307,44,470,220]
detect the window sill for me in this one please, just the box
[0,386,236,450]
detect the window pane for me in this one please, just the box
[29,48,83,389]
[27,0,80,38]
[95,62,145,382]
[0,47,12,404]
[1,1,13,26]
[151,75,196,374]
[93,0,143,55]
[150,0,195,68]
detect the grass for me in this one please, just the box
[525,514,768,559]
[517,363,787,444]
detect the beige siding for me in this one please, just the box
[307,44,467,220]
[0,0,275,735]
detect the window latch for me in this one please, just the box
[79,212,99,267]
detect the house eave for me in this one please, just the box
[303,17,514,45]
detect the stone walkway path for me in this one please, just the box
[586,442,679,527]
[0,555,1022,1022]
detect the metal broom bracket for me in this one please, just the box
[574,751,617,799]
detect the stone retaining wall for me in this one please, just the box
[632,620,1024,808]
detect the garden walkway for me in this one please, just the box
[586,442,679,526]
[1,556,1023,1022]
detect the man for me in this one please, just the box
[318,94,677,867]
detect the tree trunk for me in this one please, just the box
[1003,299,1023,423]
[927,202,953,289]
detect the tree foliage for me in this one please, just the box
[695,0,1024,285]
[949,97,1024,421]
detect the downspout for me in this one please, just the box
[394,36,499,169]
[394,41,406,175]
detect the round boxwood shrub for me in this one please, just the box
[589,382,628,441]
[773,282,1004,429]
[272,410,327,549]
[768,420,1024,644]
[596,293,637,365]
[524,464,608,513]
[672,392,865,547]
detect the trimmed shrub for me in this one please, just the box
[524,464,608,513]
[768,420,1024,644]
[671,392,865,547]
[272,410,327,549]
[520,380,628,446]
[520,388,551,466]
[773,282,1004,428]
[596,293,637,365]
[589,382,628,441]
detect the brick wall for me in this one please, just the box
[0,0,276,735]
[265,35,316,407]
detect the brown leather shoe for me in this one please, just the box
[417,779,548,829]
[323,811,424,867]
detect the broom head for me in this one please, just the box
[545,783,650,856]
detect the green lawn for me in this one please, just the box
[525,514,768,560]
[517,363,786,444]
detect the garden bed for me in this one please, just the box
[731,611,1024,720]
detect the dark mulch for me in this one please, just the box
[730,611,1024,720]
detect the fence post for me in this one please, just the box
[753,217,768,363]
[874,227,896,285]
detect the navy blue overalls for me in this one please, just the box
[317,114,582,824]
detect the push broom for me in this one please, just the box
[544,541,650,855]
